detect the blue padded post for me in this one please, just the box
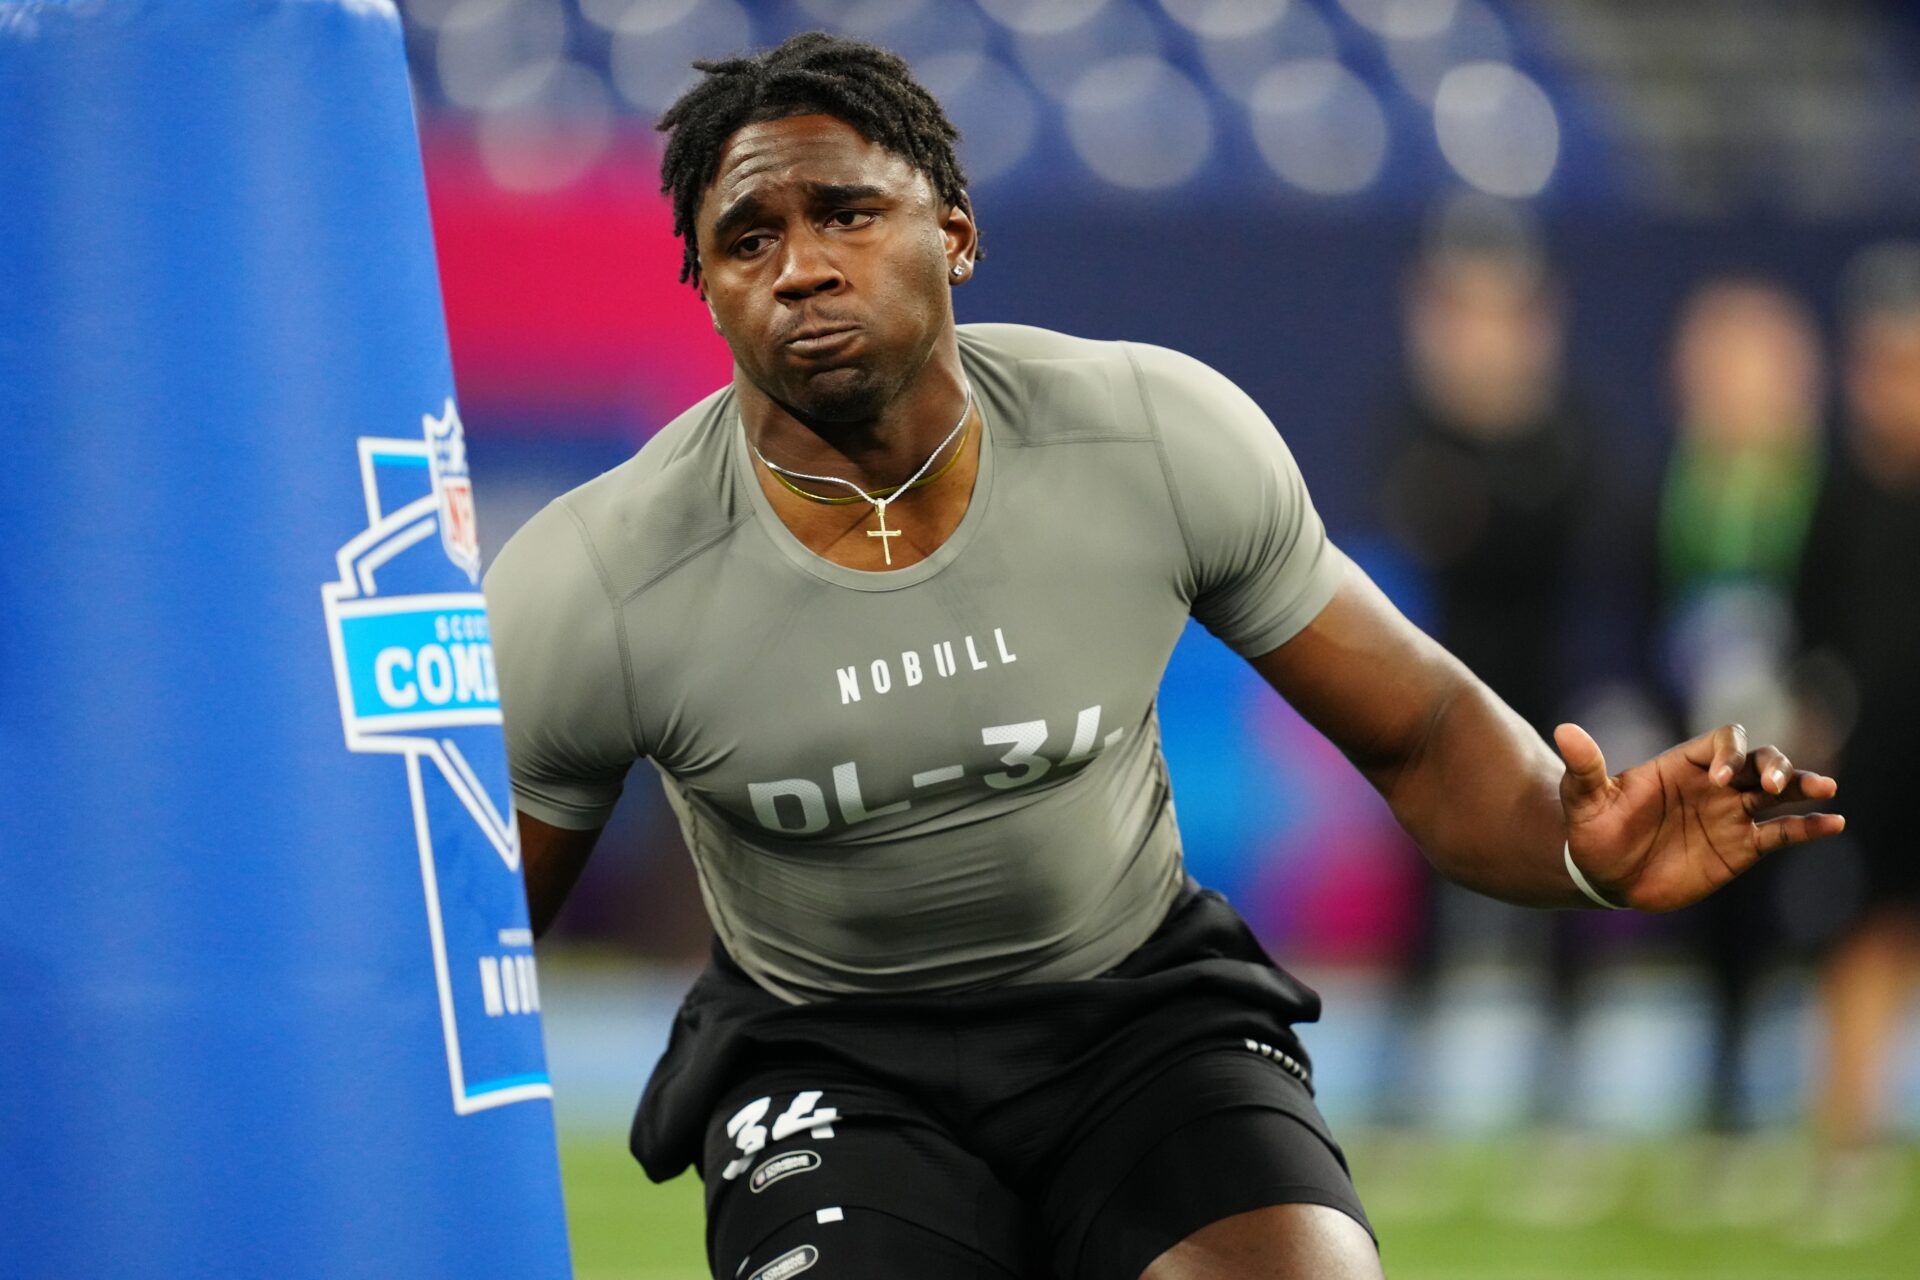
[0,4,573,1275]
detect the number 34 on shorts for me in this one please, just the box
[721,1090,841,1181]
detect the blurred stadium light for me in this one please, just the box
[1249,57,1390,194]
[1433,60,1560,197]
[1064,53,1215,188]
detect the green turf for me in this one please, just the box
[557,1131,1920,1279]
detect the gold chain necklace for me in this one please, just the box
[751,382,973,565]
[762,414,971,506]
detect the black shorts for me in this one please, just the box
[630,882,1374,1279]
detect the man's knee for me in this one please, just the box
[1139,1203,1384,1280]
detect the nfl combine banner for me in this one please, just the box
[322,400,552,1114]
[0,4,572,1278]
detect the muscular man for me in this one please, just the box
[485,33,1841,1280]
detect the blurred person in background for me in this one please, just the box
[1373,198,1620,1219]
[1791,241,1920,1240]
[1380,198,1589,744]
[1650,278,1827,1221]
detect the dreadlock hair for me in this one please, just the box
[656,30,976,290]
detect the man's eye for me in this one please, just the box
[735,235,769,256]
[828,210,876,229]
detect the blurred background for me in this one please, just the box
[394,0,1920,1273]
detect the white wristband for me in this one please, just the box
[1564,841,1626,910]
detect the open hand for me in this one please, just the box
[1554,722,1844,912]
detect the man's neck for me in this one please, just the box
[739,336,968,493]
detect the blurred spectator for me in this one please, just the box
[1791,241,1920,1238]
[1373,198,1613,1190]
[1660,280,1826,714]
[1380,197,1589,735]
[1649,277,1826,1219]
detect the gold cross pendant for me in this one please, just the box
[867,505,902,565]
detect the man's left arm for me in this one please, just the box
[1250,555,1845,911]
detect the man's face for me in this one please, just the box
[1407,255,1562,433]
[1848,314,1920,452]
[1673,285,1822,447]
[694,113,969,424]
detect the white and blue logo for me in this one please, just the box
[321,399,550,1115]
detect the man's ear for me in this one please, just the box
[704,291,723,336]
[942,188,980,273]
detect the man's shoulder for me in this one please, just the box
[1110,337,1280,448]
[491,386,747,607]
[956,322,1166,445]
[956,320,1124,360]
[957,321,1219,372]
[958,321,1233,399]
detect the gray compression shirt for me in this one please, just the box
[485,323,1346,1002]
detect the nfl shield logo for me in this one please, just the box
[424,398,481,583]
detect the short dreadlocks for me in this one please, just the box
[655,30,976,290]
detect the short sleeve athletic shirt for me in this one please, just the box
[485,323,1346,1003]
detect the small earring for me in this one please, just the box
[951,264,966,279]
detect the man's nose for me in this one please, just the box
[773,230,844,301]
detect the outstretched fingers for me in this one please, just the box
[1754,811,1847,855]
[1741,768,1840,812]
[1695,722,1749,786]
[1746,744,1797,794]
[1684,726,1831,801]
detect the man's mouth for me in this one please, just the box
[785,324,862,356]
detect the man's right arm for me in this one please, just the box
[486,499,644,938]
[519,812,604,938]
